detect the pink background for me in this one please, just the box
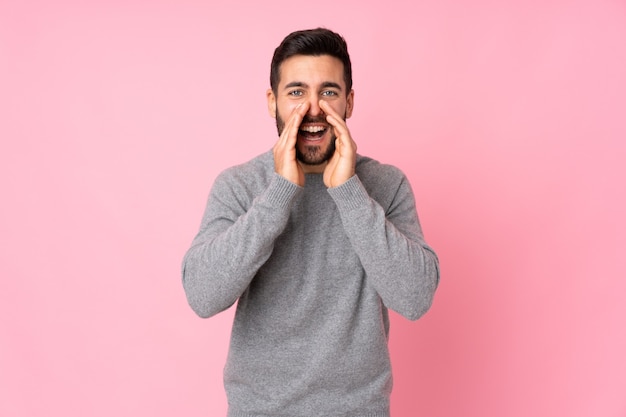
[2,1,625,416]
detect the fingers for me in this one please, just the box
[319,100,343,128]
[319,100,352,153]
[319,100,357,188]
[273,102,309,186]
[274,101,307,157]
[319,100,354,148]
[281,102,309,146]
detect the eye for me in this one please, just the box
[288,90,304,97]
[321,90,338,97]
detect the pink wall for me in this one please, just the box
[2,1,625,416]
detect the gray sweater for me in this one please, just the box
[182,151,439,417]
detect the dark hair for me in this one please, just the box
[270,28,352,94]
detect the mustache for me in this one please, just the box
[300,115,328,125]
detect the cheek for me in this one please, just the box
[328,101,348,118]
[277,102,299,119]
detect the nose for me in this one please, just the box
[307,98,323,117]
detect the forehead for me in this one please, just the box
[278,54,345,89]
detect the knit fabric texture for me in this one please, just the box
[182,150,439,417]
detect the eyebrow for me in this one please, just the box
[283,81,343,91]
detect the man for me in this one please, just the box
[182,28,439,417]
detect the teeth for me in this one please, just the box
[300,125,326,133]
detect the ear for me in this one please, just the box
[345,89,355,119]
[266,89,276,118]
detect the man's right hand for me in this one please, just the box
[273,102,309,186]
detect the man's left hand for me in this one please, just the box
[320,100,357,188]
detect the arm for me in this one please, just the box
[320,100,439,320]
[183,98,311,318]
[182,171,301,318]
[328,173,440,321]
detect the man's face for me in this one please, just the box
[268,54,354,169]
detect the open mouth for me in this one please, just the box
[298,124,328,141]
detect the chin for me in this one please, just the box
[296,141,335,166]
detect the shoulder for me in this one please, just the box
[215,150,274,188]
[210,150,274,203]
[355,154,413,211]
[355,154,407,187]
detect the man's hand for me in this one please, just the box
[273,102,309,186]
[321,100,357,188]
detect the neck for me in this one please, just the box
[300,161,327,174]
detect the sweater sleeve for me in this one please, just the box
[327,174,440,321]
[182,171,301,318]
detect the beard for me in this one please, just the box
[275,108,343,166]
